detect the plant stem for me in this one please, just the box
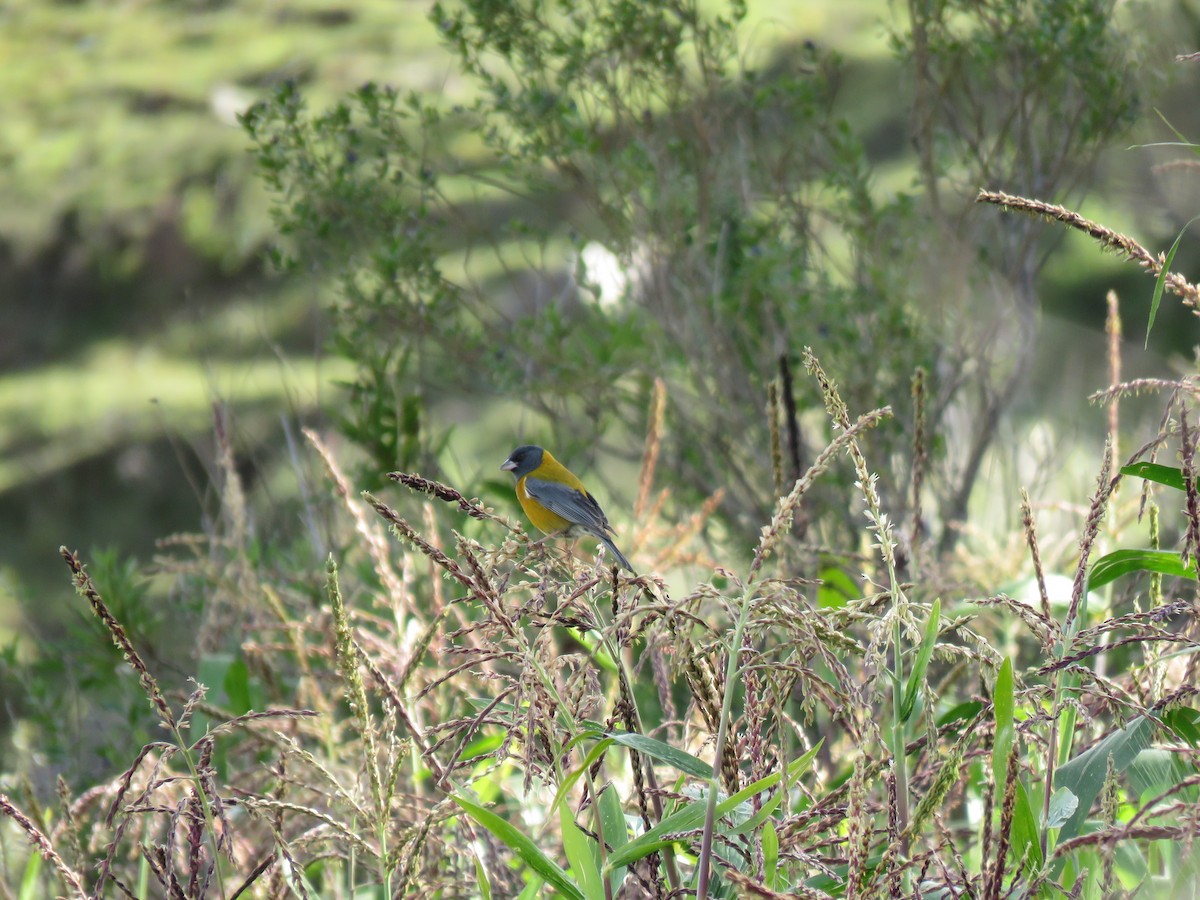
[890,614,910,858]
[697,587,753,900]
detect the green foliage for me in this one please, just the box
[0,548,187,777]
[0,0,442,255]
[244,0,937,536]
[896,0,1141,249]
[5,2,1199,899]
[895,0,1144,539]
[240,0,1151,550]
[5,353,1200,898]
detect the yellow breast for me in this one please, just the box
[516,475,573,535]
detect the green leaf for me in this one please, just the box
[729,743,822,836]
[992,657,1015,814]
[605,768,791,873]
[1010,780,1044,870]
[1148,225,1188,345]
[763,821,779,890]
[515,877,544,900]
[473,855,493,900]
[605,732,713,779]
[1088,549,1196,592]
[937,700,984,729]
[453,796,584,900]
[1045,788,1078,828]
[604,743,822,872]
[729,784,785,837]
[222,656,253,715]
[1148,109,1198,155]
[1114,839,1149,884]
[597,786,629,895]
[817,564,859,608]
[192,652,246,743]
[1126,747,1195,806]
[988,660,1042,876]
[1054,715,1157,845]
[901,598,941,722]
[604,797,708,869]
[1120,462,1188,492]
[549,735,613,815]
[17,848,41,900]
[1128,140,1200,151]
[1163,707,1200,746]
[560,806,605,900]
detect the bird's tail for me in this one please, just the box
[599,535,634,572]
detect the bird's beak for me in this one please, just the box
[500,458,516,472]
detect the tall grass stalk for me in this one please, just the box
[803,348,913,853]
[61,546,231,899]
[696,354,891,896]
[696,587,753,900]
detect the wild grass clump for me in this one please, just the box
[2,10,1197,892]
[6,346,1200,898]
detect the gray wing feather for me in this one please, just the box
[525,477,634,571]
[524,477,611,535]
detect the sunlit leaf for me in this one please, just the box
[1120,462,1188,492]
[1088,549,1195,591]
[560,806,605,900]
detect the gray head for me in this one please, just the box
[500,445,544,478]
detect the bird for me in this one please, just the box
[500,445,633,572]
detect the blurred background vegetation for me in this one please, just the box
[3,0,1200,820]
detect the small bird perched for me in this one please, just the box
[500,445,633,572]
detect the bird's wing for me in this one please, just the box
[524,477,612,535]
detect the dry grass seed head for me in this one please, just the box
[844,757,872,900]
[977,190,1200,308]
[0,793,87,898]
[308,428,406,609]
[1066,440,1114,632]
[61,547,177,731]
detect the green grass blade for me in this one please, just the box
[1163,707,1200,746]
[453,796,585,900]
[515,877,544,899]
[901,598,941,722]
[1088,548,1196,592]
[1120,462,1187,491]
[990,658,1044,869]
[992,657,1015,814]
[763,821,779,890]
[605,768,791,872]
[549,736,614,816]
[1011,780,1044,870]
[597,785,629,895]
[1054,716,1156,845]
[1152,108,1200,154]
[605,796,709,869]
[730,742,823,836]
[17,850,41,900]
[473,855,493,900]
[605,732,712,779]
[559,805,605,900]
[1146,216,1199,347]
